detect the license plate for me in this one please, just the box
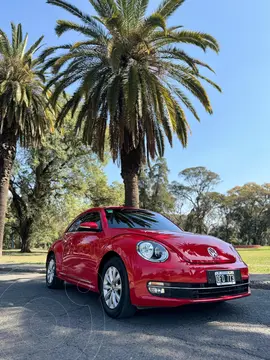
[215,271,236,286]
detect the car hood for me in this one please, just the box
[131,229,237,264]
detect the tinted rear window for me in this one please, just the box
[105,209,181,232]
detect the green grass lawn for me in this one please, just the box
[1,249,47,265]
[238,247,270,274]
[0,247,269,274]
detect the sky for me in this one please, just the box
[1,0,270,193]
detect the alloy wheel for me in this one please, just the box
[103,266,122,309]
[47,259,55,284]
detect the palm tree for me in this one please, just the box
[0,24,54,254]
[45,0,221,207]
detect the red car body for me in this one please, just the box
[47,207,250,309]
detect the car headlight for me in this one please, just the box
[137,241,169,262]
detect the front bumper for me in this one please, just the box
[147,279,250,300]
[134,288,251,308]
[129,258,250,307]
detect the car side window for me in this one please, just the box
[78,212,102,232]
[67,212,102,233]
[67,215,85,233]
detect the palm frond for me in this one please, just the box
[126,64,139,130]
[39,44,72,61]
[193,59,215,73]
[151,30,219,53]
[159,47,198,72]
[89,0,118,18]
[43,0,220,164]
[17,24,23,45]
[0,23,54,147]
[141,13,167,36]
[134,0,149,22]
[199,33,220,53]
[18,33,29,59]
[195,73,222,92]
[169,85,200,120]
[25,36,44,58]
[174,71,213,113]
[11,23,18,51]
[47,0,99,26]
[71,40,104,49]
[55,20,105,39]
[156,0,185,19]
[50,73,82,106]
[174,104,189,146]
[0,29,11,56]
[108,74,121,120]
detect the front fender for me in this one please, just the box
[109,234,184,305]
[47,239,63,274]
[110,234,154,303]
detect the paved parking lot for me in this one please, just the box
[0,272,269,360]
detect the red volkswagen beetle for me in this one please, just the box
[46,207,250,318]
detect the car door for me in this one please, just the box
[67,211,104,288]
[61,214,85,277]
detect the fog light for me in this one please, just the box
[148,282,165,295]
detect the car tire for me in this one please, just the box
[46,253,64,289]
[100,256,136,319]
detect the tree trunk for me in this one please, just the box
[121,135,142,208]
[21,240,31,253]
[20,218,33,253]
[122,172,139,207]
[0,129,16,256]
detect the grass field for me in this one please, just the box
[238,247,270,274]
[1,247,269,274]
[1,249,47,265]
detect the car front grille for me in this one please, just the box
[147,279,249,300]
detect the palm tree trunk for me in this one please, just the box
[121,143,142,208]
[122,172,139,207]
[0,129,16,256]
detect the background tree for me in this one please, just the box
[207,183,270,245]
[0,23,54,255]
[3,197,17,249]
[209,193,237,242]
[225,183,270,245]
[171,167,221,233]
[44,0,220,207]
[8,118,124,252]
[139,157,175,213]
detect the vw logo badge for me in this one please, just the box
[208,247,218,258]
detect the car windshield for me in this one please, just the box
[105,209,182,232]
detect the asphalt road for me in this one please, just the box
[0,272,269,360]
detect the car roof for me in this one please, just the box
[79,206,154,216]
[79,206,140,215]
[93,206,140,211]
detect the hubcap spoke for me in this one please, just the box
[109,267,114,283]
[111,291,117,308]
[103,266,122,309]
[47,259,55,284]
[105,273,111,284]
[104,289,112,301]
[114,291,120,301]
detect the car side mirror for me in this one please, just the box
[79,222,99,231]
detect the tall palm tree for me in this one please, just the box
[0,24,54,254]
[45,0,221,207]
